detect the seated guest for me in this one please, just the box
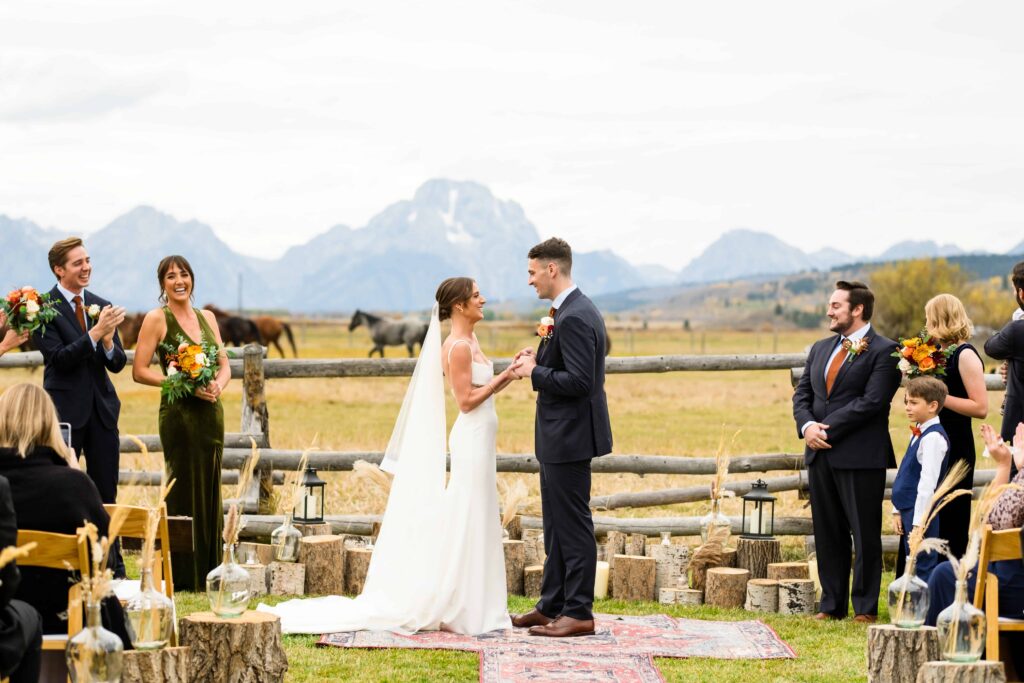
[0,383,130,645]
[892,377,951,580]
[926,422,1024,667]
[0,474,42,683]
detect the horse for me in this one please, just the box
[349,309,428,358]
[254,316,297,358]
[117,313,145,349]
[202,304,263,347]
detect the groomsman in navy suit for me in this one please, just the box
[792,281,901,622]
[33,237,127,576]
[986,261,1024,467]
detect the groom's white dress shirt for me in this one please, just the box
[551,284,578,312]
[800,322,872,437]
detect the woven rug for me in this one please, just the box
[317,613,794,681]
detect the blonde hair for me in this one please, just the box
[0,384,73,460]
[925,293,973,344]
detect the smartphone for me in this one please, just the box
[59,422,72,450]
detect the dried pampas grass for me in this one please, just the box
[0,542,37,569]
[353,460,393,499]
[710,427,741,501]
[688,524,730,590]
[498,478,530,530]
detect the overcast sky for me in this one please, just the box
[2,1,1022,269]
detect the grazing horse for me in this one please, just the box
[254,316,297,358]
[202,304,263,347]
[349,309,428,358]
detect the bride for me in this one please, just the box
[259,277,520,635]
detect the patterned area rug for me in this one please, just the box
[317,613,794,682]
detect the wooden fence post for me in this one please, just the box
[241,343,272,512]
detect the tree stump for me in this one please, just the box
[866,624,939,683]
[744,578,779,612]
[523,529,545,567]
[777,579,815,615]
[915,661,1006,683]
[611,554,656,602]
[268,561,305,596]
[294,522,332,537]
[299,535,346,596]
[503,540,525,596]
[705,567,749,609]
[242,563,268,597]
[677,588,703,606]
[239,542,275,566]
[736,537,782,580]
[721,547,737,568]
[524,565,543,598]
[180,611,287,683]
[504,515,522,541]
[659,587,682,604]
[345,547,373,596]
[626,533,647,557]
[767,562,809,581]
[646,544,690,594]
[121,646,190,683]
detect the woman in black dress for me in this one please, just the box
[925,294,988,558]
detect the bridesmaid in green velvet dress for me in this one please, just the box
[132,255,230,590]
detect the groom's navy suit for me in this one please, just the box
[531,288,612,621]
[792,325,900,617]
[33,286,126,506]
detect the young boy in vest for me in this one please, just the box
[892,376,950,580]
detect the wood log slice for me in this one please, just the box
[267,562,305,596]
[915,661,1006,683]
[721,547,737,568]
[121,646,190,683]
[504,515,522,541]
[777,579,815,615]
[611,554,657,602]
[767,562,809,581]
[676,588,703,606]
[294,522,332,537]
[736,537,782,580]
[523,529,545,567]
[503,540,525,596]
[180,611,287,683]
[345,547,373,596]
[524,565,543,598]
[299,535,346,595]
[744,578,779,612]
[626,533,647,557]
[866,624,939,683]
[704,567,749,609]
[242,563,268,597]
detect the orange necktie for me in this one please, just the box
[549,306,556,318]
[72,295,87,333]
[825,343,848,395]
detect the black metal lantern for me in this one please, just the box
[294,466,326,523]
[740,479,776,539]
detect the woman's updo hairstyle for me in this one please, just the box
[435,277,475,322]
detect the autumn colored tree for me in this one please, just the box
[869,259,968,337]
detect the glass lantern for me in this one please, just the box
[740,479,776,539]
[293,466,326,523]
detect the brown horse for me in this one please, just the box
[202,305,263,347]
[253,316,297,358]
[117,313,145,349]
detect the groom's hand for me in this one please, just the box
[516,354,537,379]
[804,423,831,450]
[514,347,536,362]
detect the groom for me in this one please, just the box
[792,280,900,622]
[511,237,612,638]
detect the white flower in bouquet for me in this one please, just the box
[25,312,36,322]
[194,352,208,367]
[167,363,179,376]
[178,342,188,353]
[898,358,911,374]
[20,286,33,293]
[24,300,40,315]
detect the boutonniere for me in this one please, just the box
[536,315,554,341]
[843,337,869,362]
[87,304,101,320]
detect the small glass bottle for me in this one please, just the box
[936,579,986,662]
[125,566,175,649]
[699,498,731,544]
[206,543,251,618]
[66,599,125,682]
[270,515,303,563]
[660,531,672,546]
[887,568,930,628]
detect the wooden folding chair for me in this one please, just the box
[16,529,89,652]
[973,524,1024,662]
[104,503,175,602]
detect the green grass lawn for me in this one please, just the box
[171,580,894,682]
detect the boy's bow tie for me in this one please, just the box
[910,425,922,437]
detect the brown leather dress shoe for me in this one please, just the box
[528,615,595,638]
[852,614,877,624]
[814,612,843,620]
[511,609,553,629]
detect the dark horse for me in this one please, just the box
[203,304,263,347]
[349,310,428,358]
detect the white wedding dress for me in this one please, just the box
[258,307,511,635]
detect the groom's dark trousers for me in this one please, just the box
[531,288,612,621]
[793,326,900,617]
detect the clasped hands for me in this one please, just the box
[89,305,127,346]
[505,347,538,381]
[804,422,831,451]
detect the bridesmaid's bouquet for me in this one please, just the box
[891,330,957,378]
[159,335,220,403]
[1,286,59,334]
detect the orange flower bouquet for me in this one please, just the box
[891,331,956,378]
[159,336,220,403]
[1,286,60,334]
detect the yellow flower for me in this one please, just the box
[912,345,935,363]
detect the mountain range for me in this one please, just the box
[2,179,1021,313]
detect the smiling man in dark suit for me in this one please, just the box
[33,237,128,575]
[986,261,1024,456]
[792,280,901,622]
[510,237,612,638]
